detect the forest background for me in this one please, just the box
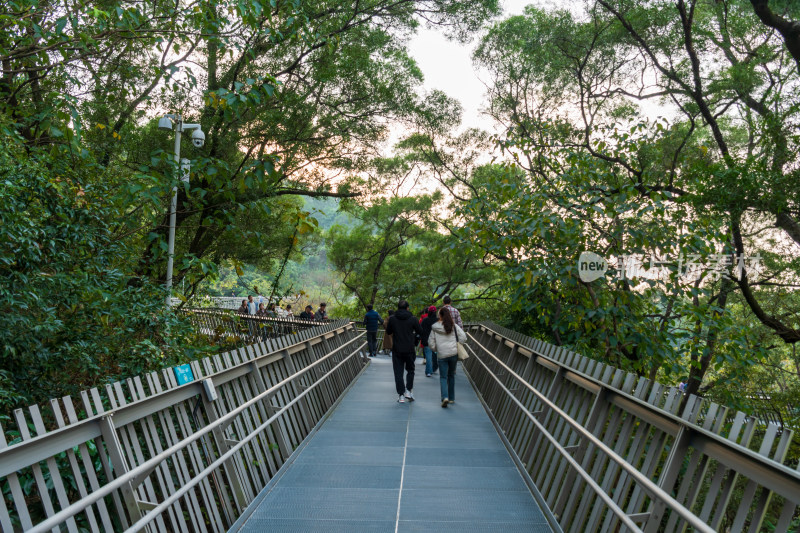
[1,0,800,438]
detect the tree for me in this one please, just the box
[1,0,502,289]
[327,194,438,311]
[0,136,203,411]
[749,0,800,73]
[0,0,503,408]
[463,2,800,400]
[116,0,500,291]
[584,0,800,343]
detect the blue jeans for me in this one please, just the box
[439,356,456,401]
[423,346,438,375]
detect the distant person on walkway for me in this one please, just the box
[266,303,277,317]
[421,305,439,377]
[314,303,328,321]
[284,304,293,318]
[428,307,466,408]
[363,304,382,357]
[257,304,270,340]
[237,300,248,314]
[441,295,462,328]
[382,310,394,355]
[245,296,258,337]
[418,308,428,360]
[300,305,314,320]
[386,300,422,403]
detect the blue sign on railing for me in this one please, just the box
[173,364,195,386]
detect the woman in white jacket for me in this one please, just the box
[428,307,466,408]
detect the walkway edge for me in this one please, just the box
[228,358,372,532]
[462,364,563,533]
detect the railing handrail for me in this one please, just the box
[0,319,350,479]
[475,322,800,498]
[182,307,322,323]
[466,331,716,533]
[123,338,366,533]
[28,326,367,533]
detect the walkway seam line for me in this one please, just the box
[395,400,412,533]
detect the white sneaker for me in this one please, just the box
[398,394,405,403]
[441,398,449,408]
[404,390,414,401]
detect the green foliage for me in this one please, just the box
[2,0,502,290]
[463,0,800,410]
[326,193,439,310]
[0,0,502,411]
[0,136,207,411]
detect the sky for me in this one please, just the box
[406,0,539,131]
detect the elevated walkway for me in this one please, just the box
[234,354,552,532]
[4,315,799,532]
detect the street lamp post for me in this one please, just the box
[158,114,205,308]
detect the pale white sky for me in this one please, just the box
[406,0,540,131]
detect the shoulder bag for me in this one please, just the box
[455,328,469,361]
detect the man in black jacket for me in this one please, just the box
[385,300,422,403]
[299,305,314,320]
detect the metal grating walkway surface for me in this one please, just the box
[234,353,553,532]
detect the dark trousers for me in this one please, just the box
[366,331,378,355]
[392,351,415,395]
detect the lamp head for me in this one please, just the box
[158,116,174,131]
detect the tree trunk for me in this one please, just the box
[682,277,733,411]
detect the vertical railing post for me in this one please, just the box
[98,415,144,524]
[248,362,293,463]
[554,386,610,515]
[521,366,566,469]
[643,426,693,533]
[198,381,249,513]
[282,348,313,433]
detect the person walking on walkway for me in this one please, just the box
[363,304,382,357]
[300,305,314,320]
[428,307,466,408]
[441,295,462,328]
[417,308,428,364]
[421,305,439,377]
[381,310,394,355]
[386,300,422,403]
[314,303,328,321]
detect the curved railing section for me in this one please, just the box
[463,322,800,533]
[0,319,367,532]
[179,307,324,344]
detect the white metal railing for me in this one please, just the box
[1,320,367,532]
[463,322,800,533]
[180,307,321,344]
